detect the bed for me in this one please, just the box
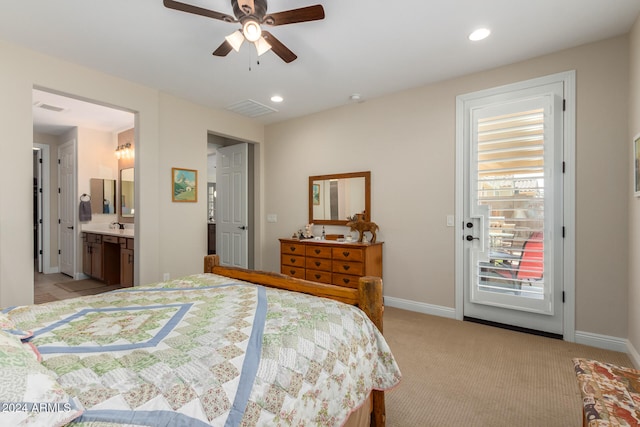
[0,255,400,426]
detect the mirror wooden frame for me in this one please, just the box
[309,171,371,225]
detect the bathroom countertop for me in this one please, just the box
[81,224,134,238]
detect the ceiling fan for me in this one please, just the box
[163,0,325,63]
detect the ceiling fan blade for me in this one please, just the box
[263,5,324,26]
[212,40,234,57]
[262,31,297,63]
[163,0,236,23]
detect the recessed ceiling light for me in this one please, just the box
[469,28,491,41]
[270,95,283,103]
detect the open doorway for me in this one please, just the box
[32,88,135,303]
[207,133,255,269]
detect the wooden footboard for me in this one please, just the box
[204,254,387,426]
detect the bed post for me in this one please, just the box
[358,276,383,333]
[358,276,385,426]
[204,254,219,273]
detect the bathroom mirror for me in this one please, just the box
[89,178,116,214]
[120,168,134,218]
[309,171,371,225]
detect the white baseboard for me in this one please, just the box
[573,330,628,353]
[384,296,456,319]
[627,340,640,369]
[385,297,638,364]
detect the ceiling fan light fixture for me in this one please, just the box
[242,20,262,42]
[254,36,272,56]
[225,30,245,52]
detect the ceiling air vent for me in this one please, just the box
[225,99,277,118]
[34,102,66,113]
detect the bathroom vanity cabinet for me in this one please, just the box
[82,231,134,287]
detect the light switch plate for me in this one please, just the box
[267,214,277,223]
[446,215,455,227]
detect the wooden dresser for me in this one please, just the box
[279,238,383,289]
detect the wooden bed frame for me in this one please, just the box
[204,254,387,427]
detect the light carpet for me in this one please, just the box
[382,306,633,427]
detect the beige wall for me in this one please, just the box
[0,39,263,308]
[628,17,640,363]
[264,36,631,340]
[1,29,637,351]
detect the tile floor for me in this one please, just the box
[34,270,121,304]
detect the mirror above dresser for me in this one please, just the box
[309,171,371,225]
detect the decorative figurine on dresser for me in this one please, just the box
[346,212,379,243]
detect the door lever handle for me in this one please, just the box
[238,225,248,230]
[466,235,479,241]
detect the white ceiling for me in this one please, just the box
[3,0,640,132]
[32,89,135,135]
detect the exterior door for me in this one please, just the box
[216,143,248,268]
[58,140,76,277]
[458,79,566,335]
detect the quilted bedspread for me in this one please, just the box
[7,274,401,426]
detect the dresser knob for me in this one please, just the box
[290,258,296,263]
[343,265,350,271]
[315,274,321,279]
[315,261,320,267]
[315,249,321,254]
[343,251,350,257]
[289,270,295,275]
[290,246,296,252]
[343,278,351,284]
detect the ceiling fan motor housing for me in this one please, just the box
[232,0,267,21]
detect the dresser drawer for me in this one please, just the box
[306,257,332,271]
[281,242,305,256]
[306,269,332,284]
[281,254,305,268]
[332,273,359,289]
[332,247,364,262]
[281,265,305,279]
[332,260,364,276]
[306,245,332,259]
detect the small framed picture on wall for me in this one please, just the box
[172,167,198,202]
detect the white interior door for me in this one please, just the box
[216,143,248,268]
[460,81,565,335]
[58,140,76,277]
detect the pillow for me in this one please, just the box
[0,331,82,426]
